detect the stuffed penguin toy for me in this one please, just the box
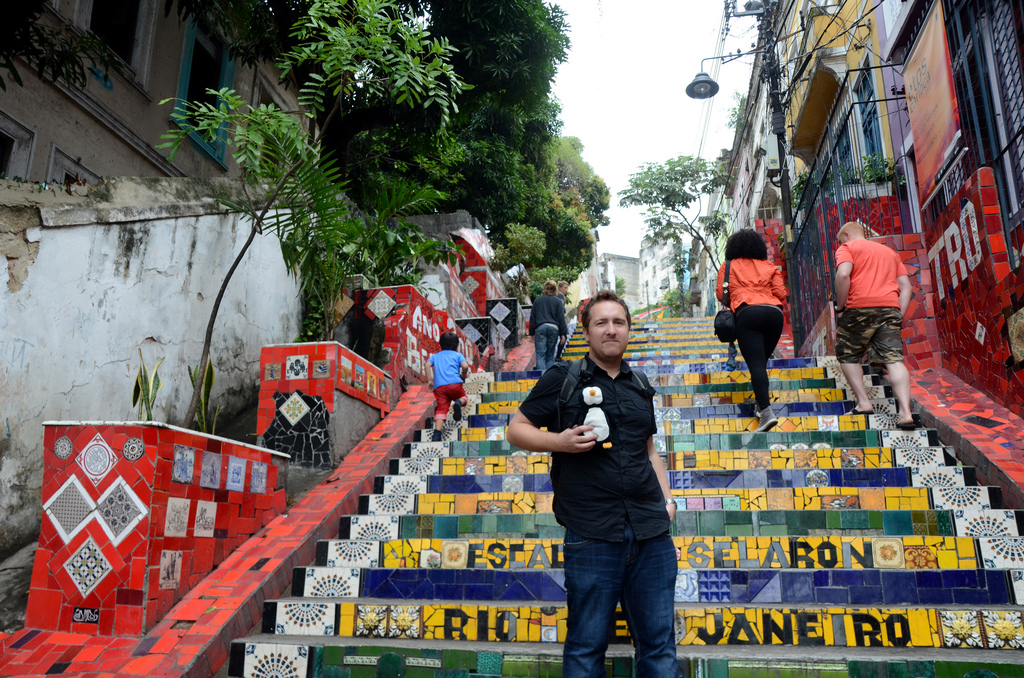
[581,386,610,441]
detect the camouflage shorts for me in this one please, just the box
[835,306,904,365]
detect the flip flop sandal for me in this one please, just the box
[851,408,874,415]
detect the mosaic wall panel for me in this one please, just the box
[921,168,1024,417]
[30,422,287,636]
[486,298,525,350]
[456,316,501,362]
[258,342,393,466]
[258,342,391,436]
[354,285,481,392]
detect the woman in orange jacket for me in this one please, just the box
[716,229,788,431]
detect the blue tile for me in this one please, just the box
[830,570,864,587]
[813,571,829,587]
[915,571,944,588]
[815,587,850,604]
[917,587,952,605]
[953,588,992,605]
[780,572,814,603]
[433,583,463,599]
[862,569,881,586]
[464,584,496,601]
[880,571,918,604]
[849,586,884,605]
[986,570,1011,605]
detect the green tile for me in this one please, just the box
[849,662,885,678]
[936,510,953,536]
[322,667,351,678]
[434,515,458,539]
[443,649,476,670]
[401,516,417,539]
[724,524,753,536]
[868,511,884,529]
[906,661,935,678]
[882,511,913,535]
[759,511,786,525]
[758,524,789,536]
[698,511,725,535]
[477,651,502,674]
[497,514,520,533]
[471,515,484,533]
[458,515,474,533]
[826,511,842,529]
[724,511,752,525]
[842,511,870,529]
[675,512,698,536]
[888,663,909,678]
[707,658,728,678]
[481,514,498,533]
[323,646,345,666]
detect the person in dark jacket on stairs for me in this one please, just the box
[530,280,568,372]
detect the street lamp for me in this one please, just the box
[684,51,761,101]
[685,72,719,100]
[733,0,765,17]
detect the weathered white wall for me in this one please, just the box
[0,178,301,560]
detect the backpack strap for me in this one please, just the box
[556,358,587,431]
[556,358,656,430]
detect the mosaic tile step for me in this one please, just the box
[457,402,900,429]
[374,468,944,495]
[335,535,984,571]
[266,566,1019,607]
[669,447,956,470]
[244,601,1024,649]
[477,386,864,404]
[357,487,941,516]
[405,432,942,458]
[339,509,960,541]
[390,455,552,476]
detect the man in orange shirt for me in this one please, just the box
[833,222,917,429]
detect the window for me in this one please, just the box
[47,145,99,185]
[856,71,883,157]
[0,110,35,179]
[89,0,141,64]
[74,0,157,84]
[173,22,236,166]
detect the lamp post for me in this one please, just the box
[685,0,799,338]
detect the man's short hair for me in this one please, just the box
[439,332,459,351]
[581,290,631,329]
[544,280,557,295]
[838,222,866,240]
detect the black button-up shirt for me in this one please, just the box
[517,355,669,541]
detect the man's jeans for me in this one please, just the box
[562,522,679,678]
[534,323,560,372]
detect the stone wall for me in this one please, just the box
[0,177,302,561]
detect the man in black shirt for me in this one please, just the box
[507,290,678,678]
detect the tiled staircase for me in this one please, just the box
[227,318,1024,678]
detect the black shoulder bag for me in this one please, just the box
[714,259,736,343]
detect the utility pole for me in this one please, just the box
[759,0,800,343]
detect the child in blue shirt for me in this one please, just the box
[427,332,470,442]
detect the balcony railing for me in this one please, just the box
[788,65,916,347]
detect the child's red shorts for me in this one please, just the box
[433,383,467,419]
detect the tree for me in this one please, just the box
[160,0,466,428]
[618,155,729,270]
[727,91,747,130]
[615,276,627,297]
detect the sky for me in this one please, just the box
[551,0,759,258]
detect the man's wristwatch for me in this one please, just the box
[665,499,676,507]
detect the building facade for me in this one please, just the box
[596,252,641,310]
[0,1,296,183]
[638,236,686,311]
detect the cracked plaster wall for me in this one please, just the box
[0,178,302,561]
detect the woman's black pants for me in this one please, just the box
[735,305,784,410]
